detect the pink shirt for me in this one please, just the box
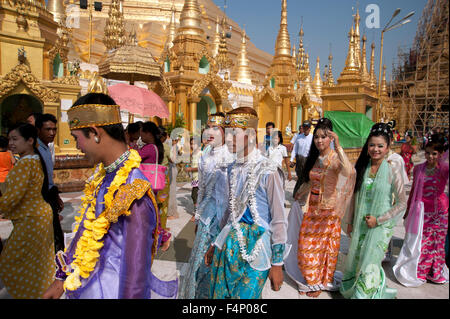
[138,144,157,164]
[421,162,449,213]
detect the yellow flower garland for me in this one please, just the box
[64,149,142,291]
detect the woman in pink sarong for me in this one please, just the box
[394,134,449,286]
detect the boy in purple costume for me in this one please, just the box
[43,93,177,299]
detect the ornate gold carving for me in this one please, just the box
[0,63,59,102]
[254,86,282,104]
[52,75,80,86]
[103,0,126,51]
[188,71,231,102]
[104,179,151,224]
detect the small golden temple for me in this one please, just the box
[0,0,393,190]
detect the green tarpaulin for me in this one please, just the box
[323,111,374,148]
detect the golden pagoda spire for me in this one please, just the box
[381,65,388,96]
[274,0,291,57]
[360,34,370,84]
[347,25,359,70]
[212,16,221,57]
[104,0,126,51]
[337,23,361,85]
[304,53,312,82]
[177,0,204,37]
[235,28,252,85]
[297,26,305,70]
[313,57,322,96]
[216,17,233,71]
[165,5,177,49]
[369,42,377,89]
[327,52,335,86]
[303,54,314,95]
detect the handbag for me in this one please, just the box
[139,144,167,192]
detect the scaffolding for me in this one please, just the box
[390,0,449,136]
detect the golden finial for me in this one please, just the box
[103,0,126,51]
[87,72,108,94]
[212,16,221,57]
[274,0,291,57]
[177,0,204,37]
[326,44,335,86]
[313,57,322,96]
[165,5,177,49]
[360,34,370,83]
[381,65,388,96]
[353,7,362,68]
[369,42,377,89]
[235,27,252,85]
[216,17,233,71]
[297,23,310,80]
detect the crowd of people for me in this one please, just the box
[0,92,448,299]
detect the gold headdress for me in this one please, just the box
[67,104,122,130]
[207,114,226,126]
[224,112,258,130]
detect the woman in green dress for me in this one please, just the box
[340,123,407,299]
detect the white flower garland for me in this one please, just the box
[229,154,264,263]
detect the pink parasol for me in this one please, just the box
[108,83,169,119]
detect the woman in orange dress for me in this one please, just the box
[287,118,355,298]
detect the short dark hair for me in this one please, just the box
[142,121,164,164]
[266,121,275,129]
[28,112,42,122]
[127,121,143,135]
[35,113,57,129]
[71,93,126,144]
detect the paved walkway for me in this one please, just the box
[1,150,448,299]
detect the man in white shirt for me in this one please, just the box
[289,120,313,197]
[290,125,304,145]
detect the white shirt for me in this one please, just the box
[290,133,299,145]
[267,144,288,169]
[290,133,313,161]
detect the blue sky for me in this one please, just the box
[213,0,427,82]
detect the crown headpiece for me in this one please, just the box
[67,104,122,130]
[224,112,258,130]
[207,114,226,126]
